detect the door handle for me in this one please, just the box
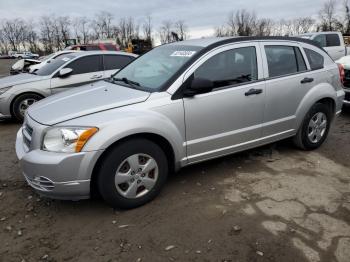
[245,88,263,96]
[91,75,103,80]
[301,77,314,84]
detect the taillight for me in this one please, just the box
[338,63,345,85]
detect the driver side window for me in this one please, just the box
[66,55,102,75]
[194,46,258,89]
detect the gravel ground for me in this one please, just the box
[0,60,350,262]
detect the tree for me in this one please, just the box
[159,20,173,44]
[319,0,339,31]
[174,20,188,40]
[92,11,114,39]
[142,15,152,41]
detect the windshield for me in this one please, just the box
[34,54,75,76]
[112,44,203,91]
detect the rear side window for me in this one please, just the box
[194,46,258,89]
[66,55,102,75]
[313,35,327,48]
[304,48,324,70]
[326,34,341,47]
[265,46,307,78]
[104,55,133,70]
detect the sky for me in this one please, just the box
[0,0,326,38]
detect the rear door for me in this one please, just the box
[103,54,134,77]
[261,42,315,138]
[50,55,103,94]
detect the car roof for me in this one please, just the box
[66,51,138,58]
[168,36,323,50]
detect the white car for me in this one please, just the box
[0,51,138,121]
[298,32,350,61]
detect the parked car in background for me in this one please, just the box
[0,51,137,121]
[298,32,350,61]
[10,59,41,75]
[335,55,350,105]
[28,50,81,73]
[11,51,39,59]
[65,43,119,51]
[15,36,345,209]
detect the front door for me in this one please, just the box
[182,43,266,164]
[50,55,104,94]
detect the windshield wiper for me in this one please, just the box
[113,77,140,87]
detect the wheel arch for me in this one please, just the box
[295,83,337,130]
[10,91,45,116]
[90,132,177,197]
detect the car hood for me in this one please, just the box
[28,80,151,125]
[0,73,47,88]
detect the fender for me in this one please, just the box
[295,82,337,129]
[77,108,186,167]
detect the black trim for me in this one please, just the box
[170,36,325,99]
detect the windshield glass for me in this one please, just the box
[112,44,203,91]
[35,54,75,76]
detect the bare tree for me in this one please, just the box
[72,16,90,44]
[159,20,173,44]
[39,16,55,53]
[92,11,114,39]
[142,15,152,41]
[174,20,188,40]
[1,19,26,51]
[254,18,274,36]
[319,0,339,31]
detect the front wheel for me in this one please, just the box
[293,103,332,150]
[11,93,43,122]
[97,139,168,209]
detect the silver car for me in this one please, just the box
[0,51,137,121]
[16,37,345,209]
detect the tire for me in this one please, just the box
[97,138,168,209]
[11,93,43,122]
[293,103,332,150]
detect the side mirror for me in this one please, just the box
[183,78,214,97]
[58,68,73,78]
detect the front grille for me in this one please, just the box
[25,175,55,191]
[22,123,33,150]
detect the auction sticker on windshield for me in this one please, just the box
[170,51,196,57]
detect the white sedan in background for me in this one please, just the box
[0,51,138,121]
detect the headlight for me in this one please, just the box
[42,127,98,153]
[0,86,12,95]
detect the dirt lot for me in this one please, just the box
[0,60,350,262]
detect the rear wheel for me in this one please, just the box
[293,103,332,150]
[11,93,43,122]
[97,139,168,209]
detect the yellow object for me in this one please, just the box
[75,127,99,152]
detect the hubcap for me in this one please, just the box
[19,99,37,116]
[114,154,159,199]
[307,112,327,144]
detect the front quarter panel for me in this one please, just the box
[60,93,187,168]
